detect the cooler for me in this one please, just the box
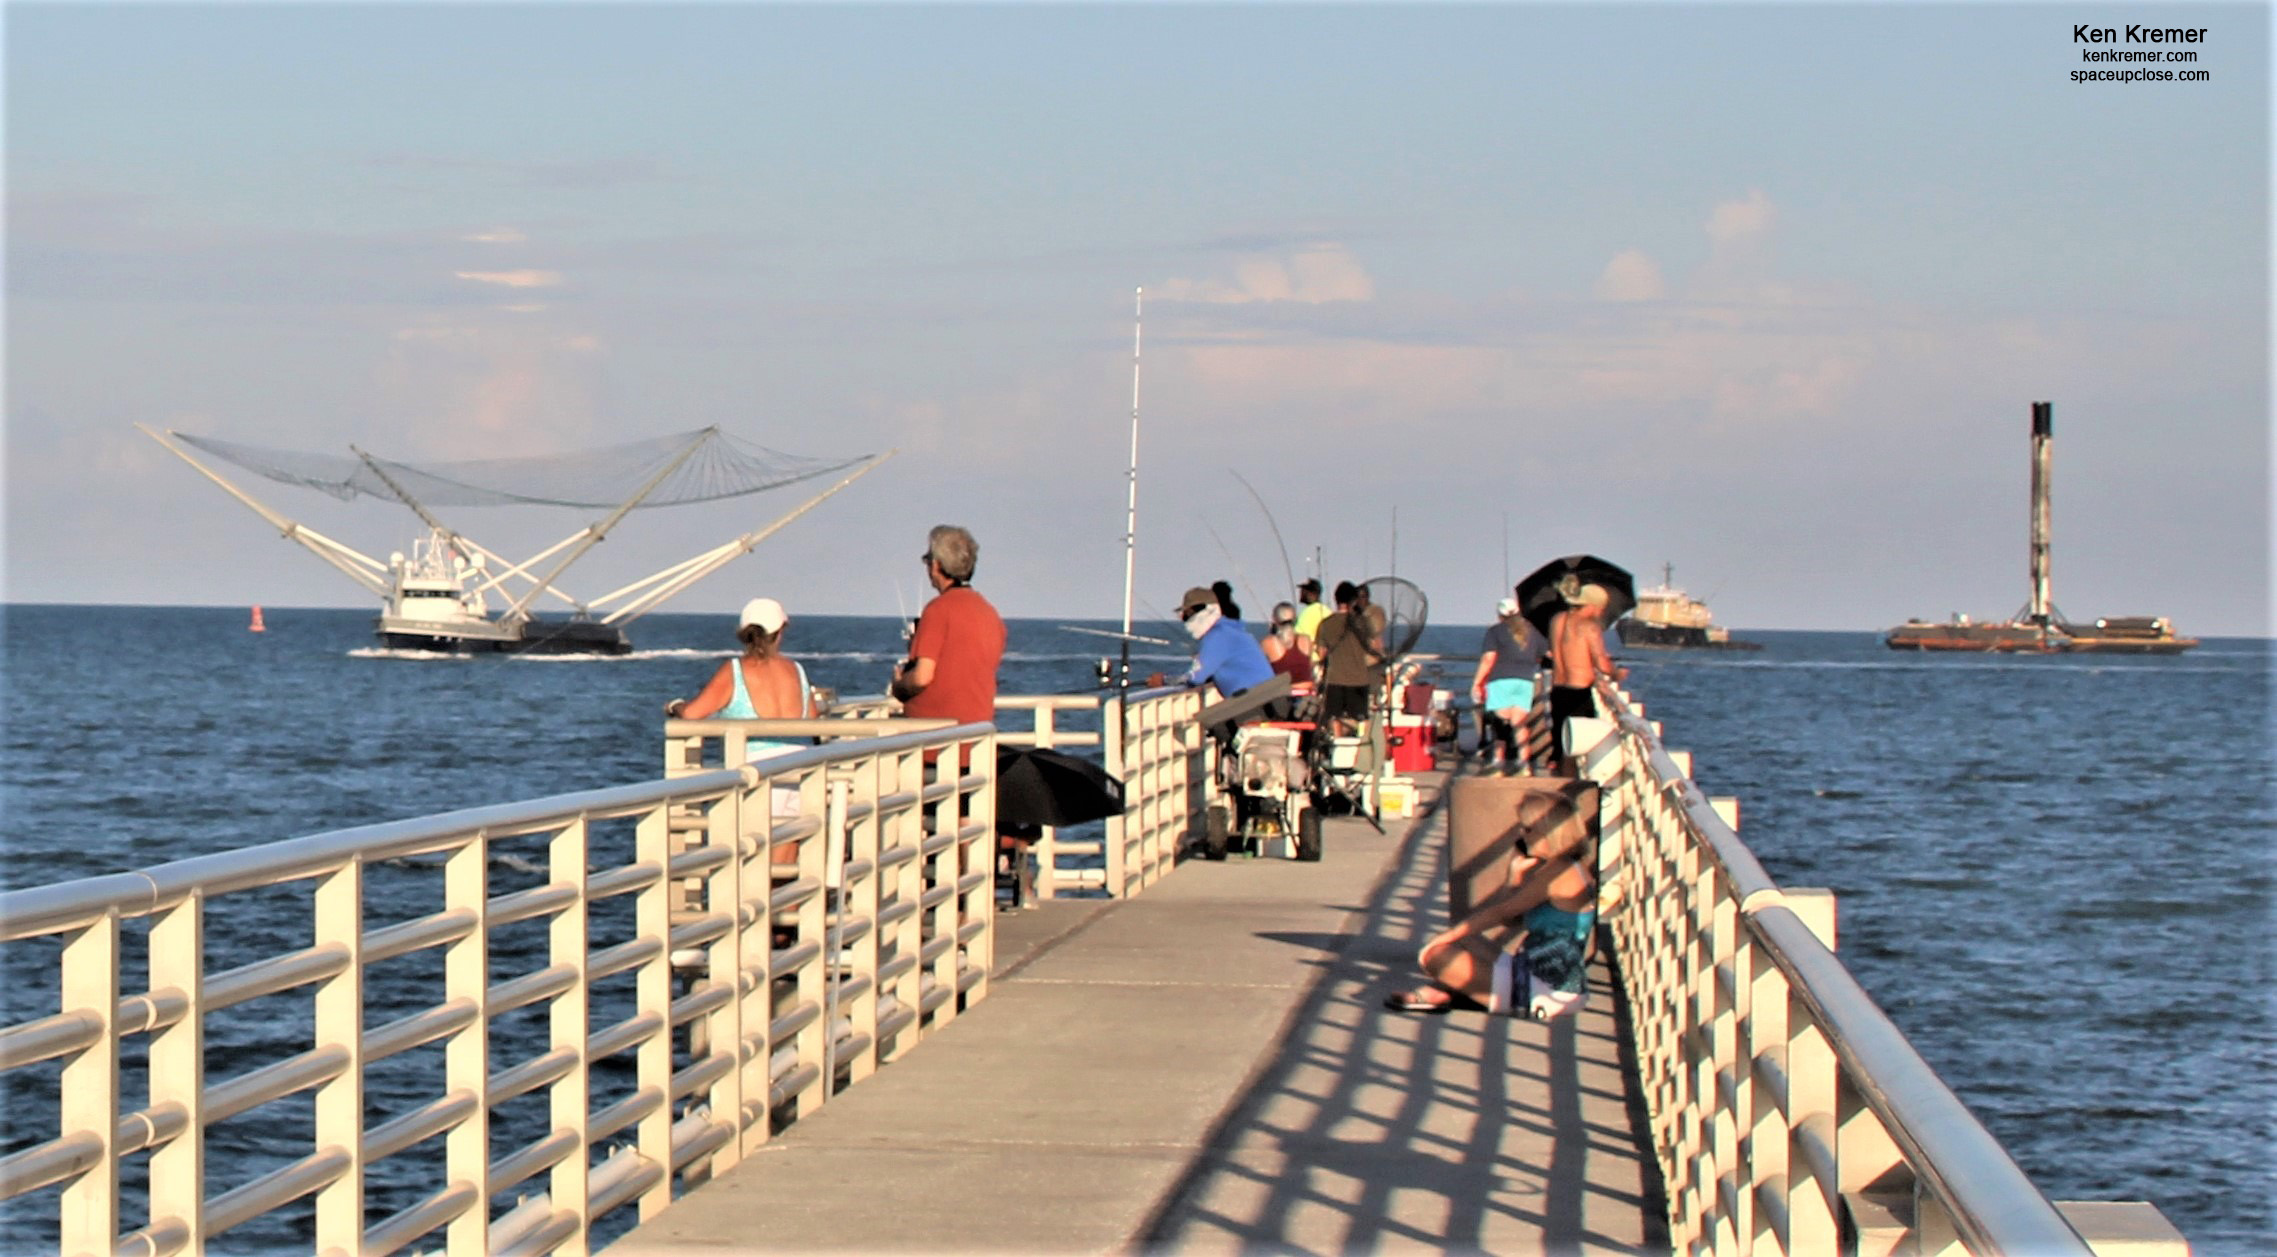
[1387,717,1435,773]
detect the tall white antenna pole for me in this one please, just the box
[1118,287,1143,690]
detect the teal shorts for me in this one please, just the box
[1484,678,1534,713]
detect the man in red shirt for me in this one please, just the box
[891,523,1005,731]
[892,524,1008,891]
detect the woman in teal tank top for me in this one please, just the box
[663,596,818,763]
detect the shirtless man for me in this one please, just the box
[1547,584,1627,774]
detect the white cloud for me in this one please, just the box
[463,227,528,244]
[1706,189,1776,249]
[455,269,563,289]
[1594,249,1666,302]
[1160,243,1375,305]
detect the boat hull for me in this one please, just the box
[1883,622,2196,655]
[376,616,632,656]
[1617,621,1762,651]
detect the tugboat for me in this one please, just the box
[1884,403,2197,655]
[1617,565,1761,651]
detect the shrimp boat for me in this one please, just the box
[144,425,894,655]
[1616,565,1760,651]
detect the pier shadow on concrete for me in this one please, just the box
[1133,786,1668,1255]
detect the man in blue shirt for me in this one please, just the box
[1172,585,1276,697]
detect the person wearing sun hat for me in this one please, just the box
[1547,583,1627,774]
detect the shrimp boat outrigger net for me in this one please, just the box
[141,424,893,655]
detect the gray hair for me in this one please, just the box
[927,524,978,582]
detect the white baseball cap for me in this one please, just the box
[1496,596,1519,616]
[740,597,788,634]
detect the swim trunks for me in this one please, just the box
[1548,684,1596,723]
[1484,677,1534,713]
[1321,683,1371,722]
[1549,684,1598,757]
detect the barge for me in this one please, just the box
[1884,402,2196,654]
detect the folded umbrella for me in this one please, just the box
[1515,554,1636,637]
[995,745,1126,829]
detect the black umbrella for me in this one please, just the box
[1514,554,1636,637]
[995,745,1126,829]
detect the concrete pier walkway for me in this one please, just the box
[610,772,1665,1254]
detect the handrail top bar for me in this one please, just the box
[992,694,1107,709]
[0,720,995,940]
[1599,680,2092,1256]
[668,716,961,737]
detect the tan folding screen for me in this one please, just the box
[1444,776,1600,939]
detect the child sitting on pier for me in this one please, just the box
[1384,790,1596,1019]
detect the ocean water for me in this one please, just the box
[1,606,2269,1252]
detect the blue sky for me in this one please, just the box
[7,3,2269,634]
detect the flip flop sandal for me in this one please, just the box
[1382,987,1486,1014]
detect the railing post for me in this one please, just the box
[877,748,922,1059]
[1103,694,1128,899]
[792,772,833,1121]
[1742,863,1792,1254]
[1704,852,1743,1252]
[699,786,745,1180]
[443,832,491,1253]
[312,859,365,1255]
[836,774,880,1085]
[59,910,119,1257]
[964,733,996,1005]
[548,817,594,1253]
[146,894,204,1255]
[633,806,673,1221]
[1030,705,1058,901]
[1784,892,1841,1256]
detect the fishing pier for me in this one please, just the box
[0,681,2190,1255]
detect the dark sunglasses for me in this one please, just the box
[919,553,934,565]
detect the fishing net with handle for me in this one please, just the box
[1361,576,1430,664]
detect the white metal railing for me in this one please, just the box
[667,689,1207,903]
[1104,685,1211,898]
[0,720,995,1256]
[1572,680,2184,1257]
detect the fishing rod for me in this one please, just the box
[1117,287,1143,701]
[1230,469,1298,602]
[1200,520,1263,619]
[1060,624,1177,647]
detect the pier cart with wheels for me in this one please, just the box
[1193,675,1324,862]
